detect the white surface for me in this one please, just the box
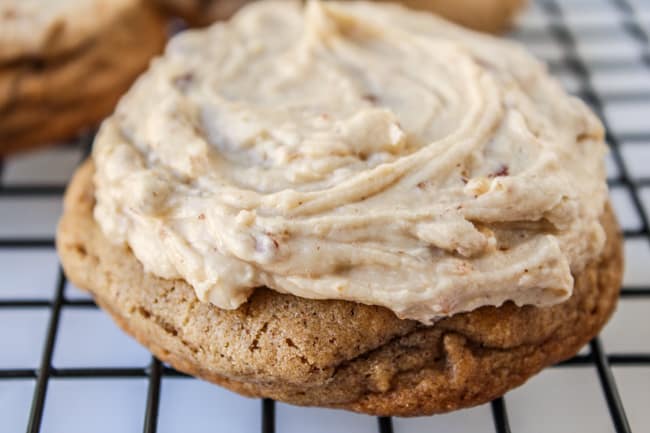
[40,378,147,433]
[601,299,650,353]
[0,309,49,369]
[613,367,650,433]
[610,186,643,231]
[394,404,494,433]
[0,248,59,300]
[514,4,549,30]
[638,186,650,221]
[525,40,566,63]
[622,238,650,287]
[605,152,620,180]
[52,309,150,368]
[276,404,377,433]
[2,147,81,185]
[564,8,622,27]
[64,280,93,301]
[0,197,62,237]
[0,380,35,433]
[622,143,650,178]
[604,101,650,135]
[553,68,582,94]
[577,39,642,65]
[506,368,616,433]
[157,378,261,433]
[592,69,650,94]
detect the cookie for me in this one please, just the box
[0,0,167,155]
[156,0,525,32]
[58,160,621,416]
[58,1,620,416]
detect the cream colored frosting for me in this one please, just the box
[93,0,608,323]
[0,0,135,62]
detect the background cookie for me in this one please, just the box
[0,0,167,156]
[376,0,526,33]
[156,0,525,32]
[57,161,622,416]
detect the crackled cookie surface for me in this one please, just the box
[93,0,609,323]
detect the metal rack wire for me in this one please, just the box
[0,0,649,432]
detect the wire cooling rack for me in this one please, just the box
[1,0,650,432]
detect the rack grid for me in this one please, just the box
[1,0,649,432]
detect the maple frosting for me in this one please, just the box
[93,0,608,323]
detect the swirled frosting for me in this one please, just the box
[93,0,608,323]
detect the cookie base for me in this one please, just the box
[57,161,622,416]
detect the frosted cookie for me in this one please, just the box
[58,1,621,415]
[0,0,167,155]
[157,0,525,32]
